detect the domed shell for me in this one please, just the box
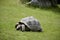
[20,16,41,30]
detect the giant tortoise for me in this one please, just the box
[15,16,42,32]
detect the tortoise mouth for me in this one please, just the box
[16,27,20,30]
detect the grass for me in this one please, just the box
[0,0,60,40]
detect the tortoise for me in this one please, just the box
[15,16,42,32]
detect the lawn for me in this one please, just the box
[0,0,60,40]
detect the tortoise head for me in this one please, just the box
[15,22,26,31]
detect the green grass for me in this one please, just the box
[0,0,60,40]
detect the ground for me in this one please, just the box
[0,0,60,40]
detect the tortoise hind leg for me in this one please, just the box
[38,29,42,32]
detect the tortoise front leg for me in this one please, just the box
[21,24,25,32]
